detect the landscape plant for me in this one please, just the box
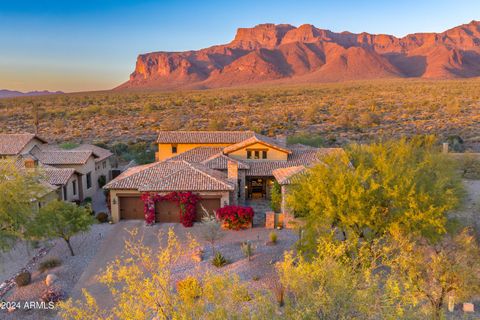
[211,251,228,268]
[200,207,224,255]
[0,159,47,251]
[31,200,96,256]
[270,181,281,212]
[216,205,254,230]
[269,231,278,244]
[58,228,275,319]
[38,258,62,273]
[240,241,255,261]
[287,137,463,252]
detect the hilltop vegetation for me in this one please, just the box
[1,79,480,149]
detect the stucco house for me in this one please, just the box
[106,130,341,224]
[0,133,113,202]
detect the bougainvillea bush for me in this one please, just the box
[216,206,254,230]
[141,192,200,227]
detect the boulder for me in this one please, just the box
[45,274,58,287]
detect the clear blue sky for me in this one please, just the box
[0,0,478,92]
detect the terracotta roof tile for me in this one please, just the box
[30,147,93,165]
[105,160,234,192]
[157,131,256,144]
[40,144,112,162]
[223,133,292,154]
[42,166,76,186]
[272,166,306,185]
[0,133,46,155]
[202,154,250,170]
[166,147,224,162]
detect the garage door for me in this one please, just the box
[195,198,221,222]
[119,196,144,220]
[155,201,181,223]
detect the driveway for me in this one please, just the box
[69,221,297,311]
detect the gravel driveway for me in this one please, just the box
[69,221,298,312]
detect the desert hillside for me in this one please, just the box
[1,79,480,150]
[118,21,480,90]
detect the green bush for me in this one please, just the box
[15,271,31,287]
[211,251,228,268]
[269,231,278,244]
[38,258,62,273]
[96,212,109,223]
[270,181,281,212]
[97,175,106,188]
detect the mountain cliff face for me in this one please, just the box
[117,20,480,90]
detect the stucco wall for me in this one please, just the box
[20,138,45,155]
[53,157,97,199]
[109,189,230,223]
[62,174,80,202]
[156,143,231,161]
[227,142,288,160]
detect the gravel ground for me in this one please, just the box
[0,223,113,320]
[0,242,41,285]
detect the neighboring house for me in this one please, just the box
[0,133,113,202]
[106,130,342,224]
[0,133,47,158]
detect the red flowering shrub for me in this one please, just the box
[216,206,254,230]
[142,192,200,227]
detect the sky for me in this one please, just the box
[0,0,479,92]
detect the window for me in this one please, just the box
[247,149,268,159]
[86,172,92,189]
[63,186,67,200]
[103,161,106,169]
[72,180,77,196]
[171,144,178,154]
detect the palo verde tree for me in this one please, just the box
[0,159,48,251]
[31,200,96,256]
[384,227,480,320]
[287,137,463,252]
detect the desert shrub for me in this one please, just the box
[240,241,255,261]
[97,175,106,188]
[458,153,480,179]
[211,251,228,268]
[216,206,254,230]
[96,212,109,223]
[270,181,281,212]
[38,258,62,273]
[15,271,31,287]
[41,287,66,303]
[269,231,278,244]
[59,142,79,150]
[446,135,465,152]
[287,133,324,147]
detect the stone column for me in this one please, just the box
[227,160,239,205]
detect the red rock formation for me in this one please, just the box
[117,20,480,90]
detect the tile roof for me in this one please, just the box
[272,166,306,185]
[243,147,342,176]
[202,153,250,170]
[39,144,112,162]
[0,133,47,155]
[30,147,93,165]
[223,133,292,154]
[166,147,224,162]
[42,166,76,186]
[105,160,234,192]
[157,131,256,144]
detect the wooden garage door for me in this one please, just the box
[155,201,181,223]
[119,196,144,220]
[195,198,221,222]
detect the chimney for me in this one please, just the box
[227,159,238,181]
[442,142,449,154]
[24,158,37,170]
[276,134,287,147]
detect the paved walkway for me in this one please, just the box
[245,199,271,227]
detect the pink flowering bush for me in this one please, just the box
[216,206,254,230]
[141,192,200,227]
